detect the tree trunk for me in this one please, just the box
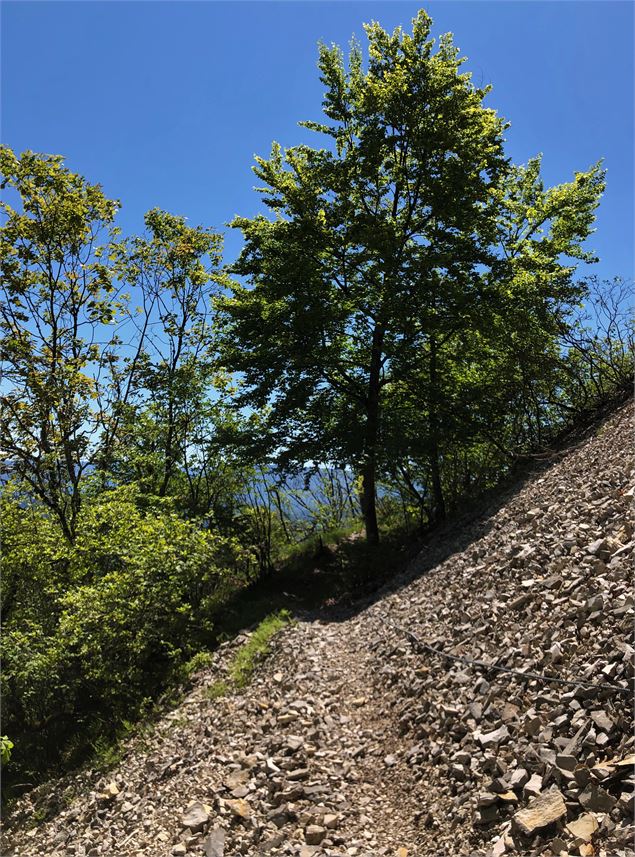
[360,323,384,545]
[360,454,379,545]
[428,435,446,522]
[429,335,446,523]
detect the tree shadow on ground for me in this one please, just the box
[214,395,630,638]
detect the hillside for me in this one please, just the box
[4,401,634,857]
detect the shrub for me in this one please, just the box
[0,484,248,784]
[1,736,13,765]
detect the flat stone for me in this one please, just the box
[225,798,251,819]
[474,725,510,749]
[204,828,226,857]
[267,806,289,828]
[590,710,614,733]
[566,812,599,843]
[491,838,506,857]
[555,754,577,771]
[224,769,249,790]
[579,783,616,812]
[524,715,542,737]
[510,593,531,610]
[181,801,212,833]
[513,789,567,836]
[510,768,529,789]
[586,539,609,558]
[523,773,543,797]
[585,593,604,613]
[287,768,310,781]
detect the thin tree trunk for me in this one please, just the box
[360,323,384,545]
[429,334,446,523]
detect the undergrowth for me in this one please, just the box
[205,610,292,700]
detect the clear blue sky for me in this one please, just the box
[1,1,633,280]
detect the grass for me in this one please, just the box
[181,650,215,678]
[229,610,292,688]
[204,609,292,700]
[204,680,229,700]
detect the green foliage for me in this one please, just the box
[200,611,292,702]
[0,484,248,784]
[0,148,121,542]
[216,10,605,542]
[201,612,292,700]
[107,209,228,506]
[182,650,215,678]
[1,736,14,766]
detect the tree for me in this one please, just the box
[107,209,226,504]
[388,155,605,511]
[0,148,121,542]
[217,12,508,543]
[217,11,604,543]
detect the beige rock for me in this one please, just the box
[225,798,250,819]
[513,790,567,836]
[497,791,518,803]
[223,769,249,790]
[524,773,543,797]
[97,781,119,802]
[181,801,212,833]
[566,812,598,843]
[474,725,510,748]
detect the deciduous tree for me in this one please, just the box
[217,12,604,542]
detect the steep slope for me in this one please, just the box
[4,402,633,857]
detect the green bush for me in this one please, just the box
[0,484,248,784]
[1,736,13,766]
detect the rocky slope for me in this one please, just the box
[4,402,634,857]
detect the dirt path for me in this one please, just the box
[5,612,427,857]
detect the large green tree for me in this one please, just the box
[217,11,604,542]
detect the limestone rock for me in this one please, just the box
[203,828,225,857]
[513,789,567,836]
[181,801,212,833]
[475,725,510,749]
[566,812,598,843]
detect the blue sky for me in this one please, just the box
[1,1,633,280]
